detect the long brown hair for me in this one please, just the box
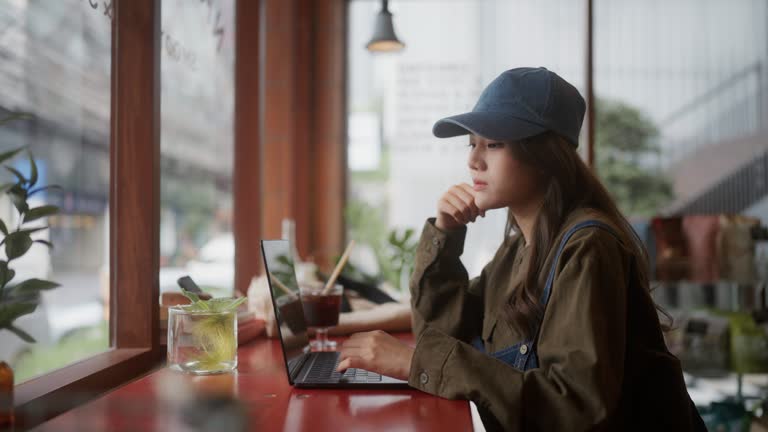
[502,131,666,337]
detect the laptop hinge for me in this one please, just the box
[289,352,311,382]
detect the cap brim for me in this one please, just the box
[432,111,548,142]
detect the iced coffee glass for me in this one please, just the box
[300,282,343,351]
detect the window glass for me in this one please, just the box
[160,0,236,298]
[348,0,768,411]
[347,0,585,287]
[0,0,112,383]
[594,0,767,219]
[595,0,768,402]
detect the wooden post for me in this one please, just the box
[110,0,161,350]
[260,0,347,270]
[234,0,263,293]
[310,0,347,270]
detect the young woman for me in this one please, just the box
[336,67,705,431]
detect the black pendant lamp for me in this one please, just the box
[366,0,405,53]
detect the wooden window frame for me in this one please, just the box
[14,0,162,428]
[14,0,351,427]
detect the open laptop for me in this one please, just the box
[260,240,410,389]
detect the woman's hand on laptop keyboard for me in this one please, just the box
[336,330,414,381]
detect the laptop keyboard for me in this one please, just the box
[305,352,382,383]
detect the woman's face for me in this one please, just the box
[468,135,545,211]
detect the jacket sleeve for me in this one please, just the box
[409,218,487,344]
[408,228,629,432]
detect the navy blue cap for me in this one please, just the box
[433,67,586,147]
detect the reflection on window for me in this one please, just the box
[594,0,767,219]
[593,0,768,416]
[0,0,111,383]
[160,0,235,298]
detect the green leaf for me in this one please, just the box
[0,147,24,166]
[0,261,10,288]
[0,219,7,236]
[2,270,16,290]
[179,288,246,313]
[0,299,38,327]
[388,231,397,246]
[5,232,33,260]
[228,297,247,310]
[2,290,38,305]
[8,279,60,297]
[17,226,49,236]
[28,152,38,187]
[0,112,31,127]
[207,297,247,312]
[5,324,35,343]
[34,239,53,249]
[25,205,59,223]
[180,288,202,304]
[8,185,28,214]
[5,165,27,185]
[276,255,293,267]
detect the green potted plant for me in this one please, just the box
[386,228,418,291]
[344,200,419,291]
[0,113,61,426]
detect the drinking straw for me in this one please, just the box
[268,272,295,298]
[321,240,355,295]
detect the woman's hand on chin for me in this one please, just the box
[336,330,415,381]
[435,183,485,231]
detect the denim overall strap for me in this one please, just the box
[472,219,625,371]
[518,219,622,370]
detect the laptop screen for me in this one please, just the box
[260,240,311,368]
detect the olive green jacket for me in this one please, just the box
[407,209,703,431]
